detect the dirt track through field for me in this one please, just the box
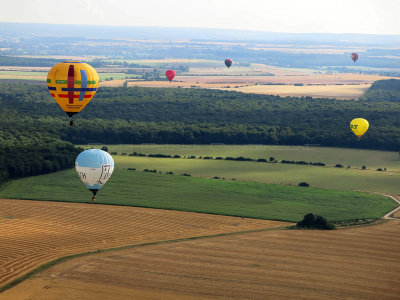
[3,219,400,300]
[390,196,400,218]
[0,199,289,289]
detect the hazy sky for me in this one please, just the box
[1,0,400,35]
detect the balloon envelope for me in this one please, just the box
[47,60,99,119]
[351,53,358,63]
[75,149,114,194]
[165,70,176,81]
[225,59,233,68]
[350,118,369,138]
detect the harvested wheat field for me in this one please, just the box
[221,84,371,100]
[178,73,391,85]
[0,198,289,290]
[100,72,392,100]
[3,219,400,300]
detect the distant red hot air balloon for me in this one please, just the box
[351,53,358,63]
[165,70,176,82]
[225,59,233,68]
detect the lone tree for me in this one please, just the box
[296,213,335,230]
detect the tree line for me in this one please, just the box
[0,138,82,183]
[360,79,400,102]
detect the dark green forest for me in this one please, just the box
[1,81,399,149]
[0,81,400,183]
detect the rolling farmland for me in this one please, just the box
[0,198,289,290]
[1,61,394,99]
[100,71,389,99]
[3,219,399,299]
[2,21,400,300]
[1,27,400,299]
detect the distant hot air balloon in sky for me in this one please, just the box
[75,149,114,201]
[165,70,176,82]
[47,60,99,126]
[351,53,359,63]
[225,59,233,68]
[350,118,369,139]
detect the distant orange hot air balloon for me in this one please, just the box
[225,59,233,68]
[351,53,359,63]
[47,60,99,126]
[165,70,176,82]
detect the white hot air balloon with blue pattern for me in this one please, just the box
[75,149,114,201]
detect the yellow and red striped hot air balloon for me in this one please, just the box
[47,60,99,126]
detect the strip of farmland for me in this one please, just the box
[4,219,399,299]
[0,199,289,289]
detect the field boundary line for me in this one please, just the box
[383,195,400,219]
[0,225,292,294]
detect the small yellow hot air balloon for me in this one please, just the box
[350,118,369,139]
[47,60,99,126]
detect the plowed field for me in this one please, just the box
[3,220,400,299]
[0,199,289,290]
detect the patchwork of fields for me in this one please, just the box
[1,61,394,99]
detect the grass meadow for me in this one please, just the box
[79,145,400,194]
[112,156,400,195]
[82,145,400,172]
[0,168,395,222]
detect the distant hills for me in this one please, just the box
[1,22,400,45]
[1,22,400,71]
[361,79,400,102]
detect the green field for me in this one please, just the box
[0,169,395,222]
[82,145,400,171]
[109,156,399,195]
[79,145,400,194]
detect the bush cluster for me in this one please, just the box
[296,213,335,230]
